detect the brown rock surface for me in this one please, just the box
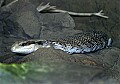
[14,47,120,69]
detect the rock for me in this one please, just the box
[7,0,42,38]
[113,34,120,48]
[15,47,120,68]
[39,13,80,40]
[39,13,75,28]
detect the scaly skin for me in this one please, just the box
[11,31,112,54]
[52,31,112,54]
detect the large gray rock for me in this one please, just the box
[7,0,42,38]
[39,13,79,40]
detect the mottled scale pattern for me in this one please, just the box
[52,31,111,54]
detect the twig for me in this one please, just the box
[1,0,18,11]
[37,2,109,19]
[37,2,56,12]
[5,0,18,8]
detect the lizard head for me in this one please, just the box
[11,40,39,54]
[11,40,51,54]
